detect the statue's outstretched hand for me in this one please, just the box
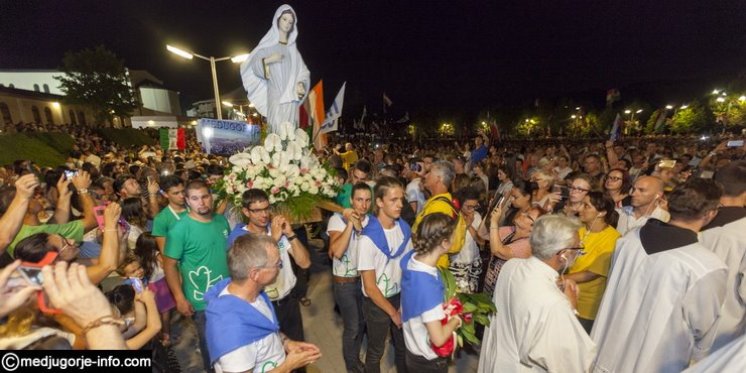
[296,82,306,99]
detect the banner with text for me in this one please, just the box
[196,118,261,155]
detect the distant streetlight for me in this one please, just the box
[167,44,249,119]
[636,109,643,114]
[665,105,673,110]
[680,105,688,109]
[739,96,746,102]
[716,97,726,103]
[712,89,720,95]
[624,109,631,114]
[571,115,577,119]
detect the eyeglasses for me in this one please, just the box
[248,206,270,214]
[562,247,586,256]
[58,239,76,255]
[256,260,283,270]
[569,186,590,193]
[463,203,480,211]
[606,176,623,182]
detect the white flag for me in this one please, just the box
[319,82,346,135]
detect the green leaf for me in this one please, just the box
[460,329,481,345]
[474,314,490,326]
[462,302,478,313]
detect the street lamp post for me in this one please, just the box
[166,45,248,120]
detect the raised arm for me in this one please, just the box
[71,171,97,231]
[0,174,38,253]
[86,202,122,285]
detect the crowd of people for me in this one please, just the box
[0,120,745,372]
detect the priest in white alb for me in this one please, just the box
[591,178,728,373]
[698,160,746,351]
[478,214,596,373]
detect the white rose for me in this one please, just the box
[300,182,310,192]
[229,152,252,167]
[285,164,300,178]
[260,148,271,165]
[285,141,302,161]
[269,168,280,179]
[271,152,281,168]
[308,185,319,195]
[250,147,264,165]
[295,128,309,148]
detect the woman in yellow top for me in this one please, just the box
[565,191,621,334]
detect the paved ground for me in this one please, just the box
[171,238,480,373]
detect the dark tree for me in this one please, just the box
[56,45,138,125]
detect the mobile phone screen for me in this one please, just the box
[18,266,44,286]
[94,205,106,229]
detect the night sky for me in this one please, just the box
[2,0,745,122]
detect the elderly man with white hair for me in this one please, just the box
[478,214,596,373]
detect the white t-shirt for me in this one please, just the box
[214,287,285,373]
[326,213,369,277]
[450,212,482,265]
[405,178,426,214]
[357,223,413,298]
[403,257,446,360]
[243,226,296,301]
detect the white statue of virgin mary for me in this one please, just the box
[240,4,310,135]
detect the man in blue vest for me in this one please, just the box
[206,234,321,372]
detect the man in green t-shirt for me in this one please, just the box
[163,180,229,371]
[151,176,188,253]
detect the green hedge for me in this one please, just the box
[96,128,157,148]
[0,133,74,167]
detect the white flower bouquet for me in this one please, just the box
[216,122,340,221]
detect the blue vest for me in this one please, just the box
[361,215,411,261]
[400,251,445,322]
[205,278,280,364]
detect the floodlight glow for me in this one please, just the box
[231,54,249,63]
[167,45,194,60]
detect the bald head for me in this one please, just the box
[631,176,665,210]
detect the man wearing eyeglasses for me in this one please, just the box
[205,234,321,373]
[478,214,595,372]
[592,179,727,372]
[226,188,311,367]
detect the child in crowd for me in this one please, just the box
[105,284,161,350]
[401,213,463,372]
[133,233,176,346]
